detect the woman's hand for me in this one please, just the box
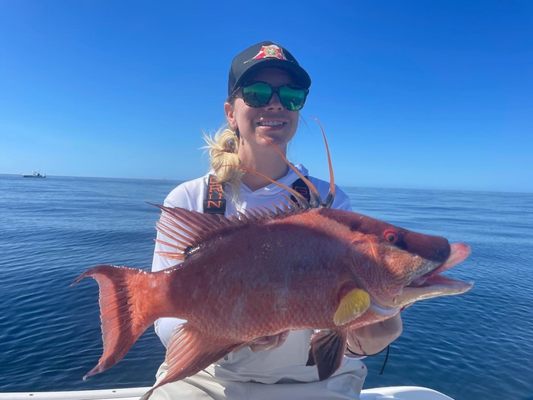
[346,313,403,356]
[249,331,290,352]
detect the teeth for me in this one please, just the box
[258,120,284,127]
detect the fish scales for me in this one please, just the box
[163,209,357,339]
[75,179,472,399]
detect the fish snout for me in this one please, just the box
[402,230,451,265]
[429,242,471,277]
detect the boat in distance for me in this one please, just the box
[22,171,46,178]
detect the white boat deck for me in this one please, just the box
[0,386,454,400]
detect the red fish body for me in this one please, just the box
[75,205,472,398]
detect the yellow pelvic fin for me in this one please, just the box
[333,289,371,326]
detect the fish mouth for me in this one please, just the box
[372,243,473,312]
[400,242,473,305]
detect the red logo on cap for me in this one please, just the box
[248,45,287,62]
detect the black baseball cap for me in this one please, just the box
[228,41,311,96]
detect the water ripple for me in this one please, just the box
[1,176,532,399]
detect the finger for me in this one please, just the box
[347,314,403,356]
[249,332,290,352]
[276,331,290,346]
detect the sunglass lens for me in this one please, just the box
[242,82,273,107]
[279,86,308,111]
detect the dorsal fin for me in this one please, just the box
[244,121,337,209]
[268,144,323,208]
[154,204,302,261]
[239,165,311,209]
[315,119,336,208]
[155,206,236,260]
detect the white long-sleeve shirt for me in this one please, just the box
[151,164,365,383]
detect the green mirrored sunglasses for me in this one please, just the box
[240,81,308,111]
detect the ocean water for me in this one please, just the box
[0,174,532,399]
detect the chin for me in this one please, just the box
[256,130,295,147]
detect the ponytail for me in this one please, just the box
[204,127,243,186]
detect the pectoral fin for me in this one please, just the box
[306,329,347,380]
[334,288,370,326]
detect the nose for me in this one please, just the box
[266,92,283,110]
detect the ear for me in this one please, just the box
[224,102,237,130]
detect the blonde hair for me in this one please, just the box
[204,127,243,187]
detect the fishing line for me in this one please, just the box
[346,344,391,375]
[379,345,390,375]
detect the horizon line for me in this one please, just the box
[1,172,531,195]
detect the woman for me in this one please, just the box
[151,41,402,400]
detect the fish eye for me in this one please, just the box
[383,229,398,244]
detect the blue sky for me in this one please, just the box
[1,1,531,192]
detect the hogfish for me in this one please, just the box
[74,136,472,398]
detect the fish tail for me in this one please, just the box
[73,265,161,380]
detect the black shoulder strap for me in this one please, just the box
[203,174,311,215]
[203,174,226,214]
[291,177,311,204]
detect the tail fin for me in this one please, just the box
[73,265,159,380]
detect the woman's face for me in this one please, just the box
[225,68,300,149]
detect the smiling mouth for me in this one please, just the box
[256,119,286,128]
